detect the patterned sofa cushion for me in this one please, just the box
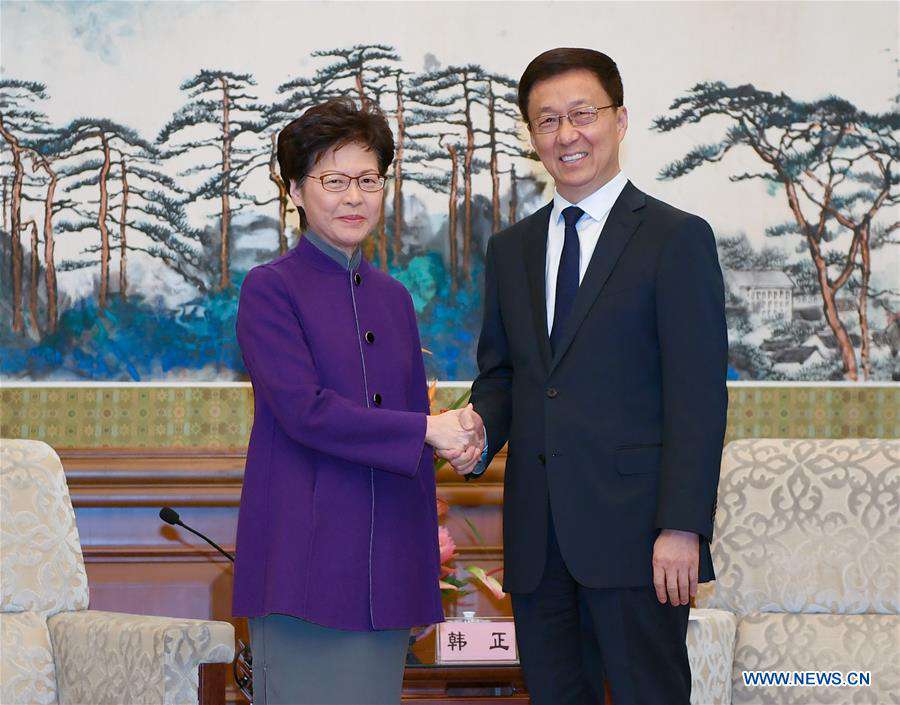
[1,439,88,615]
[731,612,899,705]
[697,439,899,616]
[0,611,59,705]
[49,609,235,705]
[688,608,738,705]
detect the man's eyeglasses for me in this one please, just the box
[305,173,387,192]
[531,104,619,134]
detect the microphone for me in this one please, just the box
[159,506,181,525]
[159,506,235,562]
[159,508,251,699]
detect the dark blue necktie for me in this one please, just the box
[550,206,584,354]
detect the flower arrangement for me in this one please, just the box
[428,382,506,602]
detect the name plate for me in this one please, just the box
[436,619,518,664]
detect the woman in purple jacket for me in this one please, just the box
[233,99,479,704]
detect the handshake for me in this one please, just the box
[425,404,485,476]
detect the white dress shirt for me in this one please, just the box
[545,171,630,332]
[471,171,629,477]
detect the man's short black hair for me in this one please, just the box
[518,48,624,126]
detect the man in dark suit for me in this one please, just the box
[445,48,728,704]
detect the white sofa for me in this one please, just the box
[0,439,235,705]
[689,438,899,705]
[687,608,739,705]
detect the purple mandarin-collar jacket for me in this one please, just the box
[232,236,444,631]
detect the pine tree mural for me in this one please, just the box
[158,70,265,290]
[0,80,53,335]
[655,83,899,380]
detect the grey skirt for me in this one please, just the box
[248,613,411,705]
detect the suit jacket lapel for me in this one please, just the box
[523,203,553,372]
[549,183,646,373]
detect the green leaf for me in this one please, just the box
[447,389,471,410]
[464,517,484,545]
[443,574,467,589]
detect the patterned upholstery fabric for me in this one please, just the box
[1,439,88,614]
[49,610,235,705]
[694,439,899,705]
[0,612,58,705]
[687,608,737,705]
[0,439,235,705]
[697,439,899,615]
[732,613,899,705]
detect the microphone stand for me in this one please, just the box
[159,507,252,702]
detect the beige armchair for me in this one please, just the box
[0,439,235,705]
[687,607,738,705]
[694,438,899,705]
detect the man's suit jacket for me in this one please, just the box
[470,182,728,594]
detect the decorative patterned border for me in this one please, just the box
[1,387,251,448]
[1,384,896,449]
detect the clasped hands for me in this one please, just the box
[425,404,485,476]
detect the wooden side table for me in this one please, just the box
[403,664,528,704]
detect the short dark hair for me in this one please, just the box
[517,48,624,126]
[277,98,395,229]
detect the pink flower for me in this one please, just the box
[438,526,457,575]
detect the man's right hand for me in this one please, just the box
[425,405,478,451]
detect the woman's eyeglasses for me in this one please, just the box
[305,173,387,192]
